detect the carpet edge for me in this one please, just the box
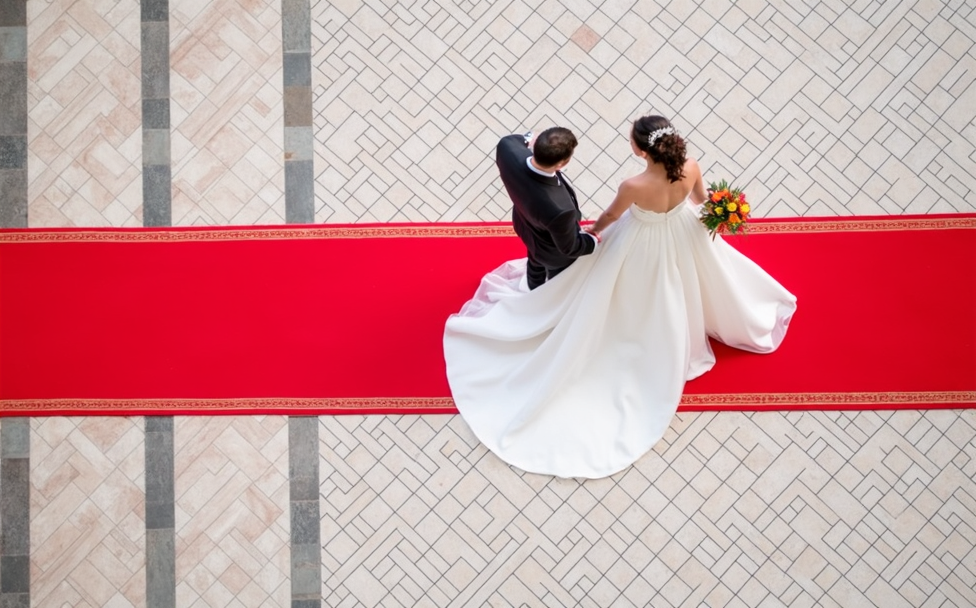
[2,391,973,416]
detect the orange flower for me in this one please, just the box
[728,213,741,224]
[710,191,723,203]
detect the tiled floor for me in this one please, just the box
[2,0,975,606]
[26,0,143,227]
[170,0,285,226]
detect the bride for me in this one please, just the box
[443,115,797,479]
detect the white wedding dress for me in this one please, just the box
[443,200,797,478]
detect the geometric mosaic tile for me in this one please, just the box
[318,411,976,606]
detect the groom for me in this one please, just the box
[496,127,598,290]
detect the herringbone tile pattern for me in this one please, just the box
[170,0,285,226]
[318,410,976,607]
[26,0,143,227]
[29,417,145,607]
[309,0,976,224]
[174,416,291,607]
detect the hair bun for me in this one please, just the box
[632,116,686,182]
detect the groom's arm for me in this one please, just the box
[496,134,531,167]
[547,209,597,258]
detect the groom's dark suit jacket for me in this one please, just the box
[496,134,596,273]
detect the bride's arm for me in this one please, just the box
[686,158,707,205]
[587,181,633,236]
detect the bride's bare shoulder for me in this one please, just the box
[618,174,644,190]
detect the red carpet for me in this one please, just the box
[1,215,974,416]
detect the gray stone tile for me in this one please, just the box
[283,52,311,87]
[145,412,175,550]
[145,416,173,433]
[290,543,321,596]
[290,501,319,545]
[284,86,312,127]
[142,98,169,130]
[145,500,175,530]
[0,459,28,554]
[290,541,319,569]
[285,127,313,162]
[145,427,174,500]
[0,27,26,62]
[143,164,171,227]
[0,135,25,169]
[0,63,26,135]
[141,22,169,99]
[289,473,318,503]
[282,0,310,53]
[0,419,28,458]
[141,0,168,23]
[289,416,318,501]
[0,593,29,608]
[0,1,25,27]
[0,169,26,228]
[143,128,170,166]
[0,556,28,593]
[291,601,319,608]
[284,160,314,223]
[146,528,175,608]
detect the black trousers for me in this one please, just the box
[526,258,571,290]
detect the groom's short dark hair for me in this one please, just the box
[533,127,577,167]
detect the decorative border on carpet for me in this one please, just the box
[0,397,458,415]
[2,215,974,243]
[678,391,976,410]
[746,216,976,234]
[2,391,973,416]
[0,225,516,243]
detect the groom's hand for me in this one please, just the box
[582,225,601,244]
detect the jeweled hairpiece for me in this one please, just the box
[647,126,675,147]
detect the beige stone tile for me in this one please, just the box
[175,148,225,196]
[170,0,283,228]
[206,173,258,220]
[28,1,140,227]
[175,416,288,606]
[91,471,143,526]
[30,416,145,608]
[70,559,122,606]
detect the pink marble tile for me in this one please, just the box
[572,24,601,52]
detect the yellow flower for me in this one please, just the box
[740,203,750,214]
[714,207,724,215]
[726,202,738,212]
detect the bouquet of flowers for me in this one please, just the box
[700,179,750,239]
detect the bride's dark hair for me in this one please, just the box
[632,115,686,182]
